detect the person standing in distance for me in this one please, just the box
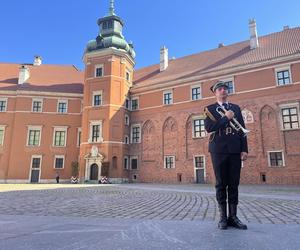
[204,81,248,230]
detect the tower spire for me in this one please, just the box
[109,0,115,15]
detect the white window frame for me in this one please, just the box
[164,155,175,169]
[89,120,103,143]
[193,155,206,182]
[77,128,82,147]
[220,77,235,95]
[27,125,42,147]
[124,156,129,170]
[131,124,141,143]
[54,155,65,169]
[163,90,173,105]
[192,116,207,138]
[130,156,138,170]
[267,150,285,167]
[125,114,130,126]
[0,125,6,146]
[131,97,139,111]
[279,102,300,131]
[31,98,43,113]
[92,90,103,107]
[57,99,68,114]
[52,126,68,147]
[124,135,129,144]
[95,64,104,78]
[191,84,202,101]
[29,155,42,182]
[0,98,8,112]
[275,66,292,86]
[125,68,132,82]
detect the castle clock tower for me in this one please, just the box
[80,0,135,182]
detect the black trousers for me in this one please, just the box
[210,153,241,205]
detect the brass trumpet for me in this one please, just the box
[216,106,250,137]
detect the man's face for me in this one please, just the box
[215,86,228,99]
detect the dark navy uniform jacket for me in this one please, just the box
[204,102,248,154]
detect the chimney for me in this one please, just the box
[218,43,225,48]
[283,25,290,30]
[33,55,42,66]
[160,46,168,72]
[18,65,30,85]
[249,19,259,49]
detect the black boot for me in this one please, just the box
[218,204,227,230]
[228,204,247,230]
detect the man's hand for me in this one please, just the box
[225,110,234,120]
[241,152,248,161]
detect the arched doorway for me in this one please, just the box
[90,164,99,180]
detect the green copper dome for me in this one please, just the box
[85,0,136,59]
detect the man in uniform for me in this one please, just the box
[204,81,248,230]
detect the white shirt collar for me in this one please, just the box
[217,101,229,106]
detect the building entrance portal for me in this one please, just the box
[84,146,104,181]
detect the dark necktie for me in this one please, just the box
[222,103,228,110]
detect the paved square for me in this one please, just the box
[0,184,299,249]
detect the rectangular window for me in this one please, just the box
[193,119,206,138]
[125,114,130,125]
[93,92,102,106]
[57,100,68,113]
[32,157,41,169]
[95,65,103,77]
[0,127,5,146]
[77,128,81,147]
[164,156,175,169]
[124,157,129,169]
[191,86,201,100]
[194,156,205,168]
[277,70,291,86]
[163,91,173,105]
[131,125,140,143]
[124,135,129,144]
[282,107,299,129]
[32,99,42,112]
[0,99,7,112]
[126,71,130,82]
[131,157,138,170]
[92,125,100,142]
[125,98,130,109]
[54,130,66,147]
[268,152,284,167]
[54,156,64,169]
[28,129,41,146]
[224,80,235,94]
[131,98,139,110]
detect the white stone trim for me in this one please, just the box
[130,156,138,170]
[275,66,293,86]
[29,155,43,183]
[0,125,7,146]
[267,150,285,167]
[31,98,43,112]
[52,126,68,147]
[26,125,42,147]
[0,97,8,112]
[54,155,65,169]
[193,155,206,182]
[163,89,173,105]
[94,64,104,78]
[57,99,68,113]
[190,84,202,101]
[164,155,175,169]
[88,120,103,143]
[92,90,103,107]
[278,102,300,131]
[131,124,141,143]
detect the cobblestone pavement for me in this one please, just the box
[0,184,299,225]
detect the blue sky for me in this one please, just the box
[1,0,299,70]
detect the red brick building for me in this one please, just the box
[0,2,299,184]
